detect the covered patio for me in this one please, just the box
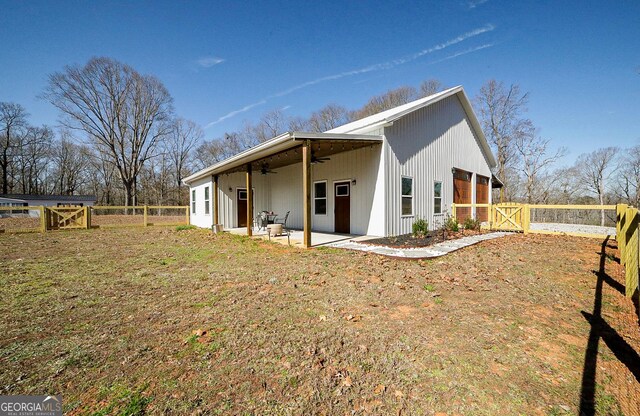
[196,131,383,248]
[225,227,374,247]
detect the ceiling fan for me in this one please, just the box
[260,163,276,175]
[311,151,331,164]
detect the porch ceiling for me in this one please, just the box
[223,139,381,175]
[183,131,382,183]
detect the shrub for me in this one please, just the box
[412,218,429,238]
[444,216,459,232]
[463,216,481,231]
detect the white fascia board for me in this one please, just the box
[183,132,383,185]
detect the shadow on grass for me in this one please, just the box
[579,237,640,416]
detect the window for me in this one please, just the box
[191,189,196,214]
[314,181,327,215]
[434,181,442,214]
[401,176,413,216]
[238,189,247,200]
[335,184,349,197]
[204,186,210,215]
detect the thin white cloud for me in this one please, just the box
[197,56,225,68]
[426,43,495,65]
[205,99,267,128]
[467,0,489,9]
[205,24,495,128]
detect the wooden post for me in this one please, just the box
[620,205,629,266]
[246,163,253,236]
[143,205,148,226]
[624,207,639,298]
[451,203,456,221]
[523,204,531,234]
[84,206,90,229]
[213,175,219,226]
[303,140,311,248]
[185,206,190,225]
[40,206,46,232]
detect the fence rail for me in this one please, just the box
[0,205,188,233]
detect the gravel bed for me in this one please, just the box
[530,222,615,236]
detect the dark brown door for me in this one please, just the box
[237,189,248,227]
[334,182,350,234]
[453,169,472,222]
[476,175,489,222]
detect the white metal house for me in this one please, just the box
[183,86,497,247]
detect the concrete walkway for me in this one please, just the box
[326,232,512,259]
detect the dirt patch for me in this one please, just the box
[0,229,637,415]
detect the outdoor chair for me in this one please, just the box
[275,211,289,232]
[254,211,268,231]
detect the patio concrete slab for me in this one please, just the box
[326,232,512,259]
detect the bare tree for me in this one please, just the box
[575,147,619,225]
[474,80,532,202]
[16,125,53,194]
[43,57,174,206]
[52,132,90,195]
[515,134,567,203]
[0,102,29,193]
[614,145,640,207]
[418,79,444,97]
[350,86,417,120]
[308,104,350,132]
[166,118,203,204]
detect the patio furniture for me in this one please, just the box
[267,223,291,246]
[275,211,289,231]
[254,211,269,231]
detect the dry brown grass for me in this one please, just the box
[0,228,637,415]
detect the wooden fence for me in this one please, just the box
[616,204,640,301]
[0,205,189,233]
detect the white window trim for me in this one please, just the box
[433,180,443,215]
[191,189,196,214]
[204,186,210,216]
[401,175,414,217]
[313,180,327,216]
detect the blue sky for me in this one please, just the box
[1,0,638,165]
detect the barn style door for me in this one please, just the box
[453,169,472,222]
[476,175,490,222]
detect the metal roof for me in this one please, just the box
[0,194,97,202]
[327,86,497,167]
[182,131,382,184]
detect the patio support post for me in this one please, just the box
[303,140,312,248]
[213,174,219,226]
[246,164,253,236]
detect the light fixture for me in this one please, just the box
[451,167,456,174]
[352,179,357,185]
[228,187,232,192]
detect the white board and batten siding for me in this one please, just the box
[267,144,385,236]
[217,172,270,228]
[189,176,214,229]
[361,94,493,236]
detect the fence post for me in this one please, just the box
[451,203,456,221]
[621,206,631,267]
[624,208,639,298]
[143,205,148,227]
[40,206,46,232]
[523,204,531,234]
[185,206,190,225]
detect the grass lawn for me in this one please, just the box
[0,227,638,415]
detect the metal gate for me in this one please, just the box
[45,206,89,230]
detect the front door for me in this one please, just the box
[237,189,248,227]
[476,175,489,222]
[334,182,350,234]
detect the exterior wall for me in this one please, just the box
[383,94,493,235]
[189,176,214,229]
[217,172,270,229]
[264,144,385,236]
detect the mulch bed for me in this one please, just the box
[363,229,489,248]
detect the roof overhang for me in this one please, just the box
[183,131,382,184]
